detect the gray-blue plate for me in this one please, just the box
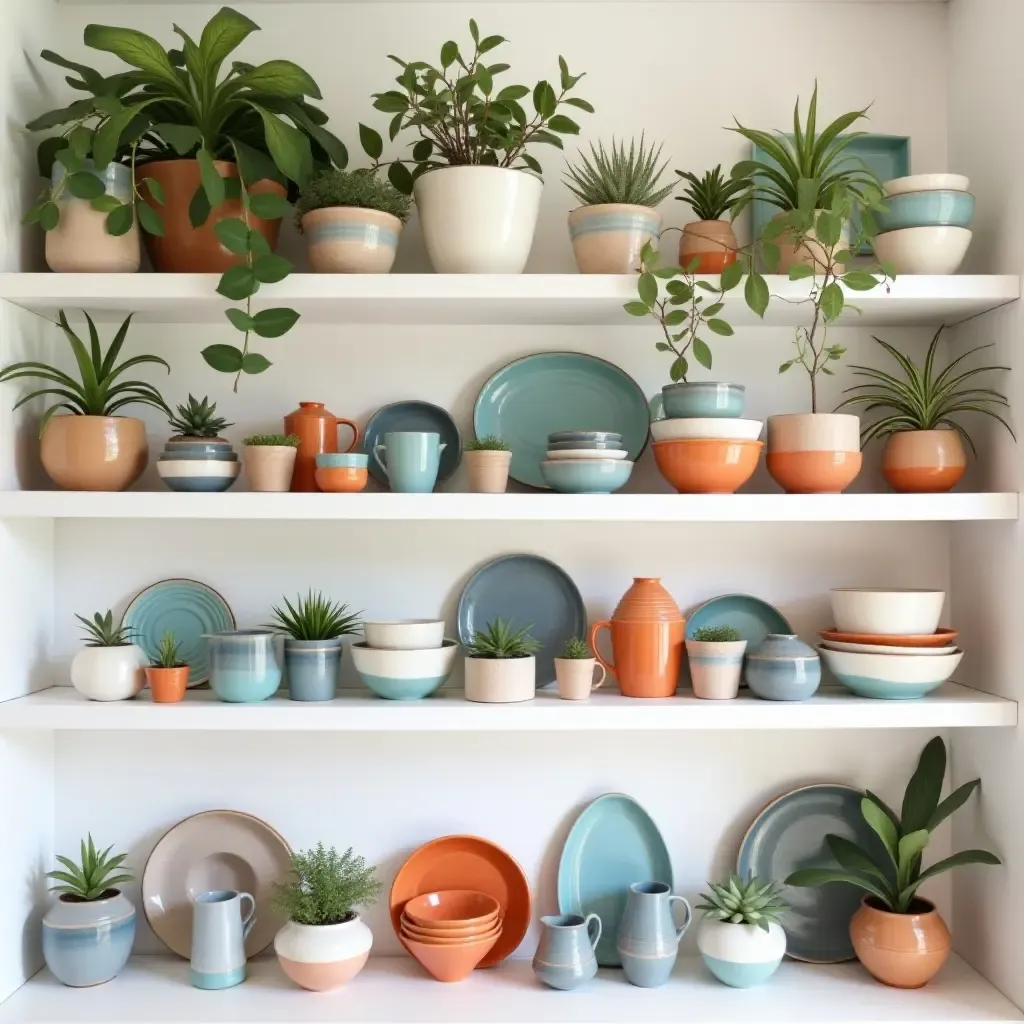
[457,554,585,686]
[362,400,462,486]
[738,783,889,963]
[548,431,623,444]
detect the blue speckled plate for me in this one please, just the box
[738,784,888,963]
[686,594,792,648]
[558,793,673,967]
[362,400,462,486]
[473,352,649,489]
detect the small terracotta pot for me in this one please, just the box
[849,897,951,989]
[679,220,738,274]
[766,413,862,494]
[882,430,966,493]
[465,450,512,493]
[146,666,189,704]
[772,211,850,273]
[243,445,297,492]
[554,657,606,700]
[568,204,662,274]
[139,159,286,273]
[303,207,402,273]
[40,415,148,491]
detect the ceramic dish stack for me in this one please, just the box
[817,587,963,699]
[874,174,974,274]
[540,430,634,493]
[350,619,457,700]
[156,436,240,493]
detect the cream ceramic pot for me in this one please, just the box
[554,657,606,700]
[70,645,146,701]
[243,445,297,492]
[303,207,402,273]
[829,588,945,636]
[568,204,661,274]
[464,450,512,493]
[275,915,373,991]
[464,655,536,703]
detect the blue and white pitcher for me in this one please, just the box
[190,889,255,990]
[617,881,691,988]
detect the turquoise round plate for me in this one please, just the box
[738,784,889,963]
[686,593,792,647]
[122,579,235,687]
[362,400,462,486]
[473,352,649,489]
[557,793,673,966]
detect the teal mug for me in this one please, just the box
[373,432,447,493]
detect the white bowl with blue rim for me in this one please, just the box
[157,459,240,493]
[351,640,458,700]
[818,645,963,699]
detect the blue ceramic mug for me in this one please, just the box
[373,432,447,493]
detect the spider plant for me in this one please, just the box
[675,165,749,221]
[266,590,362,641]
[564,137,673,207]
[835,327,1013,452]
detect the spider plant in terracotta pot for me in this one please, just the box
[835,327,1013,493]
[145,630,189,704]
[463,617,540,703]
[675,165,750,274]
[463,435,512,493]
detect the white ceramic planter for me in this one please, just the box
[275,915,373,991]
[413,166,543,273]
[464,655,536,703]
[766,413,862,494]
[697,919,786,988]
[70,646,146,702]
[554,657,606,700]
[302,207,402,273]
[243,445,297,492]
[685,640,747,699]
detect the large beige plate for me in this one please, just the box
[142,809,292,959]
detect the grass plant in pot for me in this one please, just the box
[159,394,239,493]
[242,433,300,492]
[70,610,146,702]
[374,19,592,273]
[675,165,750,274]
[835,327,1013,493]
[464,435,512,493]
[145,630,189,704]
[553,636,606,701]
[685,625,746,700]
[564,137,674,274]
[463,617,540,703]
[273,843,382,991]
[786,736,1000,989]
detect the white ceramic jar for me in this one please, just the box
[464,655,536,703]
[696,918,786,988]
[70,646,146,701]
[275,915,373,991]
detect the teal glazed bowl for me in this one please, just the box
[548,431,623,444]
[660,382,745,419]
[205,630,282,702]
[316,452,369,469]
[547,439,625,451]
[540,459,633,493]
[875,190,975,233]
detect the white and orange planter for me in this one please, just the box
[568,204,661,274]
[767,414,862,494]
[882,430,966,493]
[275,914,373,991]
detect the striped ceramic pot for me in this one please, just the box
[275,915,373,991]
[767,414,862,494]
[882,430,966,493]
[43,891,136,987]
[303,207,402,273]
[679,220,738,274]
[697,918,786,988]
[568,204,662,274]
[685,639,747,699]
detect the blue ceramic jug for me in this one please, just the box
[617,881,691,988]
[190,889,255,990]
[533,913,602,991]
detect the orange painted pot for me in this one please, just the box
[590,578,684,698]
[145,666,189,704]
[882,430,966,493]
[679,220,738,274]
[850,897,951,989]
[652,438,762,493]
[767,414,862,494]
[40,415,148,491]
[284,402,360,493]
[314,466,368,493]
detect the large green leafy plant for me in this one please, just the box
[272,844,382,926]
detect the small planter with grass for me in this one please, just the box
[273,843,382,991]
[158,395,239,493]
[242,434,300,493]
[464,435,512,493]
[685,625,747,700]
[464,618,540,703]
[676,165,749,274]
[554,636,606,700]
[70,610,145,702]
[145,630,189,704]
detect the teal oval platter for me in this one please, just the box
[121,579,235,687]
[738,784,889,963]
[686,594,792,647]
[557,793,673,966]
[473,352,649,489]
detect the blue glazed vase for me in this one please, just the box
[43,891,135,987]
[744,633,821,701]
[617,881,691,988]
[205,630,282,703]
[533,913,602,991]
[285,638,343,702]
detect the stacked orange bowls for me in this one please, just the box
[400,890,503,982]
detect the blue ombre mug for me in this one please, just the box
[373,432,447,493]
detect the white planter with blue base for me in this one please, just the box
[696,918,786,987]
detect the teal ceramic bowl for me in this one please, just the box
[351,640,457,700]
[316,452,369,469]
[547,439,625,451]
[660,382,745,419]
[875,190,975,232]
[540,459,633,493]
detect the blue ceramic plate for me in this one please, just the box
[738,784,889,963]
[557,793,673,966]
[362,400,462,486]
[122,579,235,687]
[686,593,792,648]
[457,554,585,686]
[474,352,649,489]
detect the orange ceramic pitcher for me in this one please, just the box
[590,578,685,698]
[284,402,359,493]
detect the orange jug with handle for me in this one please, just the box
[590,578,685,698]
[283,402,359,493]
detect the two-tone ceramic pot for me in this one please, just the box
[275,914,373,991]
[285,638,344,702]
[157,435,240,493]
[43,890,136,987]
[882,430,966,493]
[303,207,402,273]
[744,634,821,701]
[767,414,862,494]
[568,204,661,273]
[205,630,282,703]
[685,639,747,699]
[697,918,786,987]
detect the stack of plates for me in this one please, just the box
[540,431,633,494]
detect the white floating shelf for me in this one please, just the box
[0,274,1015,327]
[0,491,1016,523]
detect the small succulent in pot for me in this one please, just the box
[464,617,540,705]
[167,395,234,445]
[146,630,189,704]
[465,618,540,659]
[464,435,512,494]
[244,434,301,448]
[71,610,145,702]
[560,636,592,659]
[159,393,240,492]
[692,625,742,643]
[554,636,604,700]
[687,625,746,700]
[675,165,750,275]
[242,434,300,492]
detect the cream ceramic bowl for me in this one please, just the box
[362,619,445,650]
[351,640,458,700]
[872,226,972,274]
[883,174,970,197]
[821,639,959,657]
[819,645,963,700]
[650,417,763,442]
[830,588,945,636]
[544,448,629,461]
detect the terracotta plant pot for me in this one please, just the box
[465,450,512,493]
[243,445,297,492]
[652,438,762,494]
[303,207,403,273]
[568,204,662,274]
[145,665,189,704]
[766,413,862,494]
[40,415,148,491]
[139,159,286,273]
[882,430,966,493]
[773,211,850,273]
[850,897,951,989]
[679,220,738,274]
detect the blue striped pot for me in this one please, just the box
[43,891,136,987]
[697,918,785,988]
[568,204,662,274]
[285,638,344,702]
[745,634,821,701]
[303,207,402,273]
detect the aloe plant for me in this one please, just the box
[153,630,186,669]
[47,835,133,901]
[465,618,540,659]
[564,137,673,207]
[167,395,233,439]
[75,610,135,648]
[266,590,361,641]
[675,165,750,222]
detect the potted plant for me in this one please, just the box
[463,617,540,703]
[835,327,1013,493]
[158,395,239,493]
[463,435,513,493]
[675,165,750,274]
[70,610,146,702]
[685,625,747,700]
[553,636,606,700]
[43,834,135,988]
[786,736,1000,988]
[273,843,382,991]
[0,312,168,491]
[243,434,301,492]
[564,137,674,274]
[267,590,362,702]
[146,630,189,704]
[373,19,592,273]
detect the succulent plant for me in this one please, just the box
[295,169,412,226]
[266,590,362,641]
[243,434,300,447]
[697,875,787,932]
[465,618,541,659]
[168,395,233,440]
[564,136,674,208]
[692,625,743,643]
[560,637,591,659]
[47,834,133,901]
[75,609,134,648]
[272,843,382,927]
[465,435,510,452]
[675,165,750,222]
[153,630,186,669]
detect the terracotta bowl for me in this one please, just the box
[404,890,501,928]
[401,922,502,946]
[314,466,368,493]
[402,931,500,982]
[400,914,501,942]
[652,438,762,494]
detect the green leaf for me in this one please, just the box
[927,779,980,832]
[842,270,880,292]
[373,91,410,114]
[745,273,769,318]
[564,96,595,113]
[83,24,180,87]
[136,201,163,237]
[412,140,433,162]
[669,356,688,383]
[188,186,211,228]
[359,123,383,161]
[533,81,557,117]
[897,829,931,891]
[788,263,815,281]
[862,795,899,866]
[497,85,530,102]
[623,301,650,317]
[902,737,946,834]
[663,310,687,327]
[388,161,414,196]
[820,282,845,321]
[39,202,60,231]
[154,123,202,157]
[105,203,133,236]
[826,835,891,885]
[440,41,459,67]
[214,218,251,255]
[906,850,1001,893]
[202,344,245,374]
[476,65,493,96]
[217,266,258,301]
[816,211,842,248]
[236,60,320,99]
[242,352,272,374]
[142,177,165,206]
[199,7,258,80]
[761,242,780,273]
[253,254,291,284]
[248,192,290,220]
[66,172,106,201]
[478,35,505,54]
[707,319,734,337]
[778,361,794,373]
[693,338,713,370]
[252,307,300,338]
[90,195,122,214]
[637,273,657,307]
[720,262,744,292]
[250,105,313,187]
[547,114,580,135]
[196,148,225,208]
[225,308,254,332]
[784,868,893,908]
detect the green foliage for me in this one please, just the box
[675,165,750,222]
[465,434,510,451]
[560,637,591,659]
[153,630,186,668]
[564,137,673,208]
[697,875,787,932]
[465,617,540,659]
[272,843,382,926]
[0,312,169,437]
[48,834,133,902]
[75,609,135,647]
[243,433,300,447]
[295,169,412,227]
[786,737,1000,913]
[267,590,362,641]
[692,625,742,643]
[835,327,1013,454]
[167,394,233,438]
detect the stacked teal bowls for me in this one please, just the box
[540,431,633,493]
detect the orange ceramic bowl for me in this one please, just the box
[653,438,762,494]
[401,919,502,944]
[404,890,501,929]
[403,931,499,983]
[314,466,368,493]
[400,912,500,940]
[767,450,862,494]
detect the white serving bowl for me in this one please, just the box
[819,646,963,700]
[362,619,445,650]
[650,418,763,443]
[830,588,945,636]
[883,174,970,197]
[544,448,629,461]
[872,226,972,275]
[821,639,959,657]
[351,640,458,700]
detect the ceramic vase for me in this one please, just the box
[685,639,747,699]
[849,897,951,989]
[554,658,606,700]
[697,918,786,987]
[275,915,373,991]
[767,413,862,494]
[71,645,146,702]
[40,415,148,492]
[533,913,602,991]
[882,430,966,493]
[568,204,661,273]
[285,638,343,702]
[205,630,282,703]
[679,220,738,274]
[43,890,136,987]
[464,655,536,703]
[303,207,402,273]
[773,210,850,273]
[284,402,360,493]
[465,450,512,493]
[616,881,691,988]
[145,665,189,704]
[590,578,685,698]
[744,633,821,701]
[244,444,297,492]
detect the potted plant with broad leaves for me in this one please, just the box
[70,610,146,702]
[553,636,606,701]
[463,617,540,703]
[146,630,189,704]
[0,312,168,491]
[786,736,1000,989]
[43,835,135,988]
[685,625,746,700]
[373,19,592,273]
[696,876,787,987]
[564,137,674,274]
[158,395,240,493]
[463,435,512,493]
[835,327,1013,493]
[273,843,382,991]
[676,165,750,274]
[242,433,300,492]
[267,590,362,702]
